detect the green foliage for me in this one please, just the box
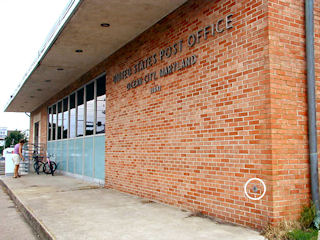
[262,221,301,240]
[287,202,319,240]
[0,146,3,155]
[300,202,316,230]
[314,216,320,230]
[263,201,319,240]
[4,131,27,148]
[287,229,318,240]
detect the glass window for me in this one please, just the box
[52,104,57,140]
[47,74,106,140]
[77,88,84,137]
[63,98,69,139]
[70,93,76,138]
[48,107,52,141]
[86,82,94,136]
[57,101,62,140]
[96,76,106,134]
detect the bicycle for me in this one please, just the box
[44,153,57,176]
[33,152,57,176]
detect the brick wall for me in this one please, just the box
[104,0,271,229]
[29,0,320,230]
[268,0,320,224]
[29,105,49,148]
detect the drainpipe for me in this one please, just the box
[305,0,319,214]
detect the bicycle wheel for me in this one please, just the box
[43,161,57,175]
[33,162,40,175]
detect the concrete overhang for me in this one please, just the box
[5,0,187,112]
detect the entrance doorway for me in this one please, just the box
[34,122,39,150]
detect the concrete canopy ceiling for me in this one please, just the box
[5,0,187,112]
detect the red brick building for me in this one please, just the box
[5,0,320,229]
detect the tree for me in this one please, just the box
[5,131,27,148]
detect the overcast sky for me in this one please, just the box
[0,0,70,131]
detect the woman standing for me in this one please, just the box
[12,139,26,178]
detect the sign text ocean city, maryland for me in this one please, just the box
[113,14,233,93]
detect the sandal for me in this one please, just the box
[13,176,18,178]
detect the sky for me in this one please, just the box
[0,0,70,131]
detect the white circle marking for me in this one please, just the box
[244,178,266,200]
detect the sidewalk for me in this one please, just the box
[0,174,265,240]
[0,185,38,240]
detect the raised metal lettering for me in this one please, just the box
[216,18,224,33]
[204,25,211,40]
[196,29,202,43]
[226,14,233,29]
[165,47,172,58]
[188,34,196,47]
[160,49,165,60]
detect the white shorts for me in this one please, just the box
[12,154,21,165]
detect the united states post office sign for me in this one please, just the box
[113,13,234,91]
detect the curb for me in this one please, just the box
[0,179,55,240]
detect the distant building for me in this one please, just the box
[0,127,7,147]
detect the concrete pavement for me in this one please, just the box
[0,174,265,240]
[0,184,38,240]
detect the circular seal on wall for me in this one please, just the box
[244,178,266,201]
